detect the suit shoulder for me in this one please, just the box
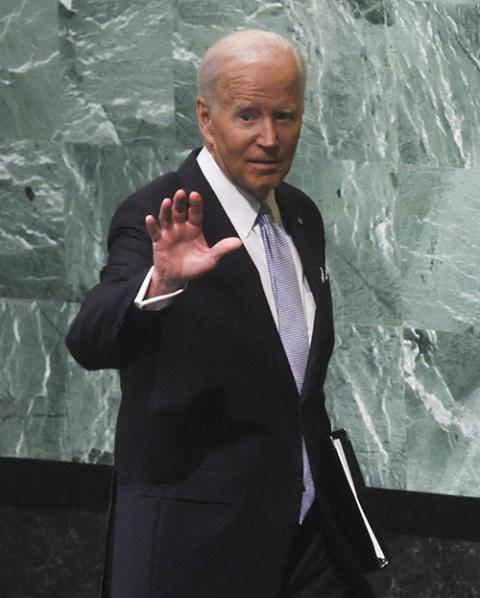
[280,180,320,207]
[278,181,325,229]
[107,170,181,246]
[115,170,181,219]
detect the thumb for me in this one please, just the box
[210,237,243,260]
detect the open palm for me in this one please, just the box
[144,189,242,297]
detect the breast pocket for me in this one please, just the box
[304,288,316,342]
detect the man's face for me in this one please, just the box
[197,52,304,201]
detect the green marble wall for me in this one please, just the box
[0,0,479,497]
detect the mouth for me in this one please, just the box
[247,159,283,169]
[248,159,282,164]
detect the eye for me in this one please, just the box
[238,111,254,122]
[275,111,296,121]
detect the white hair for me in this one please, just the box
[197,29,306,106]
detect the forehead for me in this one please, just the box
[216,54,303,106]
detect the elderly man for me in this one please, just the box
[67,30,381,598]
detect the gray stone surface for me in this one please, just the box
[1,497,479,598]
[368,533,480,598]
[0,504,106,598]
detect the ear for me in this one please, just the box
[196,96,214,146]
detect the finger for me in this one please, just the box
[145,214,161,242]
[210,237,243,260]
[159,197,173,228]
[172,189,187,223]
[187,191,203,227]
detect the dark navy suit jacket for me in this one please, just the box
[66,149,378,597]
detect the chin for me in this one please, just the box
[256,176,282,190]
[238,174,283,199]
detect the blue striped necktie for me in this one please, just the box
[257,203,315,523]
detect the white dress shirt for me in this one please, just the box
[135,147,316,345]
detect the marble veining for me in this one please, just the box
[390,0,480,168]
[63,142,174,300]
[0,1,65,141]
[404,328,480,496]
[0,0,479,497]
[325,323,407,490]
[288,154,402,327]
[396,165,480,334]
[0,299,71,461]
[0,142,67,300]
[58,0,175,145]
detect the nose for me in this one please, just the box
[257,117,279,149]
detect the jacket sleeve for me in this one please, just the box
[66,194,168,371]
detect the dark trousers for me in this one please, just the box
[280,503,357,598]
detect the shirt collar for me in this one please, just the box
[196,147,279,240]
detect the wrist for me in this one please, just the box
[146,269,182,298]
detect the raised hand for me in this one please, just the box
[144,189,242,298]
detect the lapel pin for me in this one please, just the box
[296,216,304,225]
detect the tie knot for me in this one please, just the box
[257,203,274,227]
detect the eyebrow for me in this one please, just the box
[233,103,257,111]
[233,103,297,113]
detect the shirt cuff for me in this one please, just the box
[134,267,186,311]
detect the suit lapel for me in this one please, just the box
[275,186,325,300]
[177,152,299,401]
[276,186,334,404]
